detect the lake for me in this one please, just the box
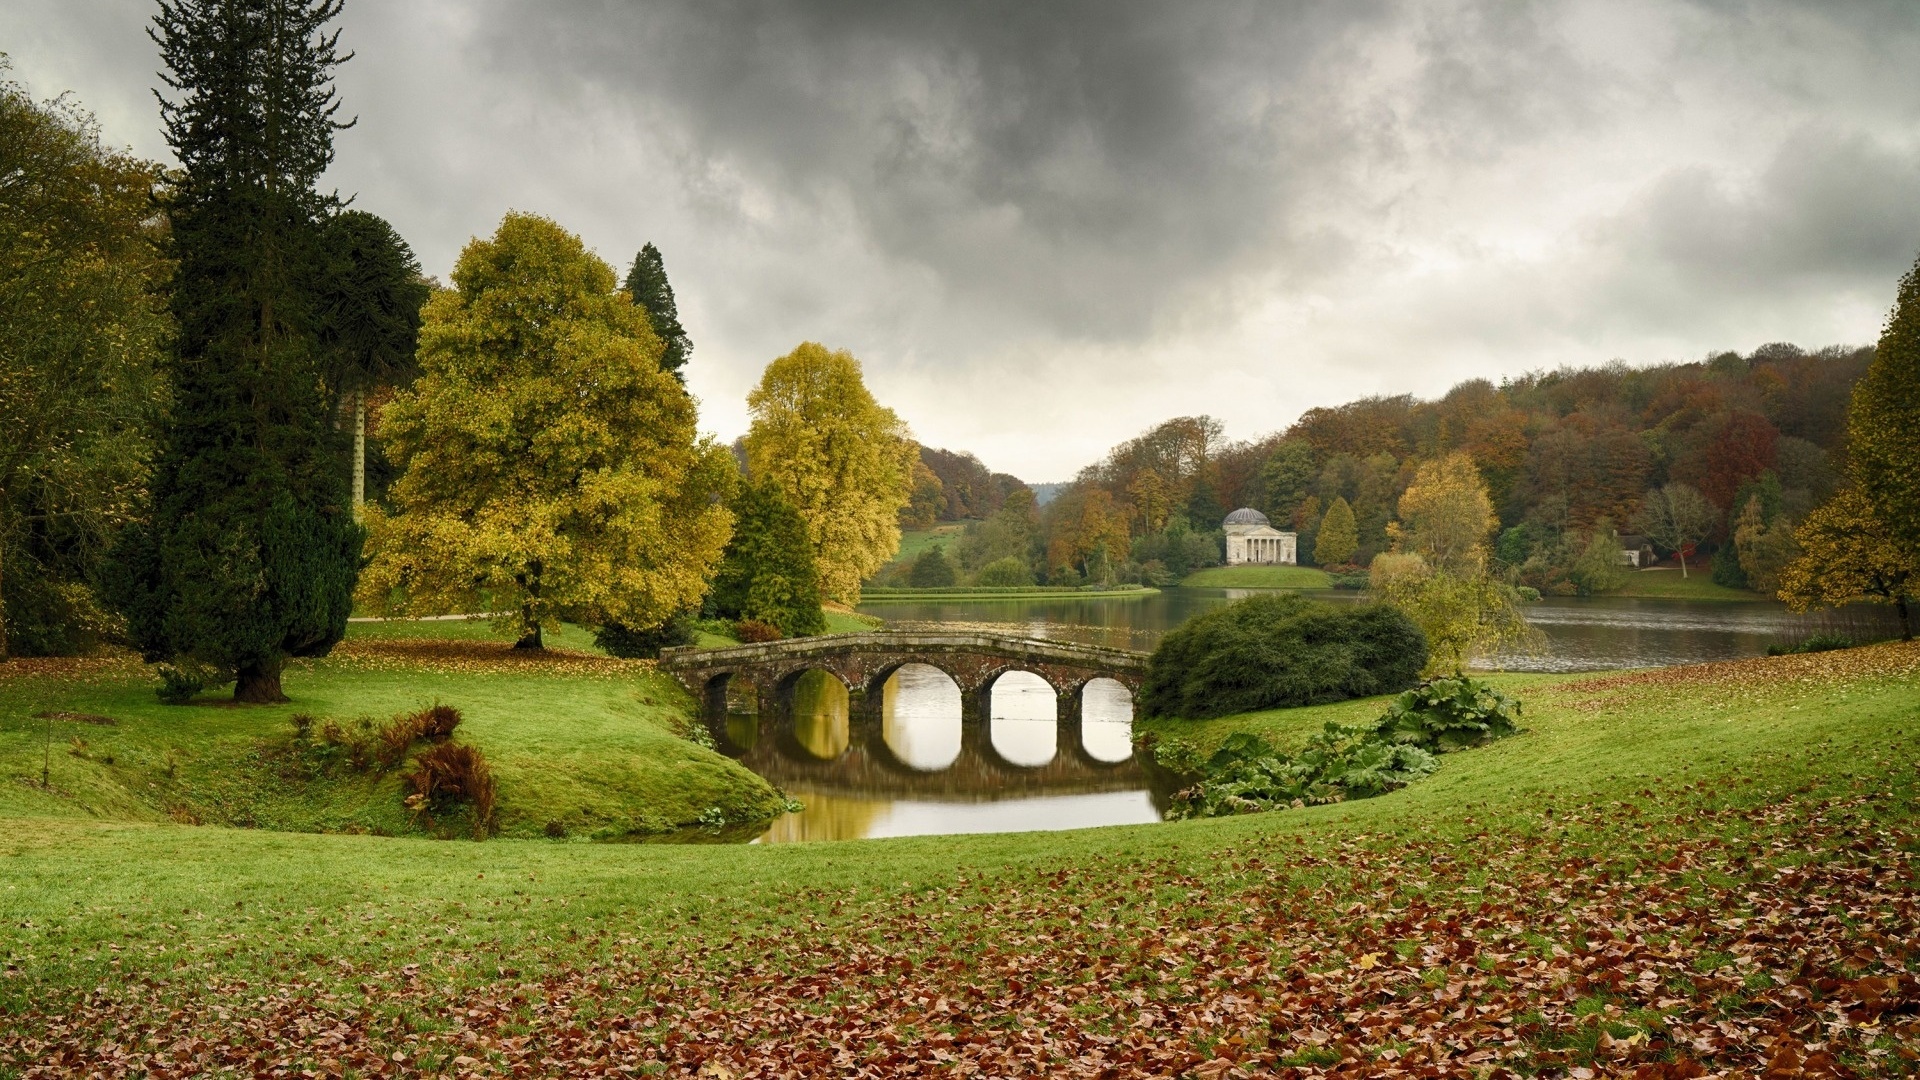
[746,588,1902,843]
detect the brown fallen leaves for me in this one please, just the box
[5,782,1916,1078]
[324,639,656,679]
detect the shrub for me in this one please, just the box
[402,742,496,838]
[1048,564,1082,587]
[155,661,216,704]
[1139,593,1427,719]
[1158,674,1519,819]
[734,618,783,643]
[596,612,697,658]
[972,556,1033,587]
[296,705,463,774]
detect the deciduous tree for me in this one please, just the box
[0,69,169,659]
[109,0,361,702]
[1392,452,1496,574]
[1634,483,1714,578]
[1849,251,1920,550]
[1777,490,1915,640]
[358,213,734,647]
[745,343,917,604]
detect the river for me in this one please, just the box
[745,588,1903,843]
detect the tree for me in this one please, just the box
[1634,483,1714,578]
[909,544,958,588]
[707,478,825,637]
[1393,452,1496,574]
[0,69,170,659]
[1259,439,1316,519]
[1778,490,1915,640]
[1849,251,1920,551]
[314,209,428,513]
[973,556,1032,587]
[1314,497,1358,567]
[744,343,916,604]
[1369,553,1532,675]
[901,458,943,530]
[1126,469,1173,533]
[1733,497,1798,598]
[1568,522,1628,596]
[357,213,734,648]
[109,0,361,702]
[623,242,691,381]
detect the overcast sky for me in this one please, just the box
[8,1,1920,480]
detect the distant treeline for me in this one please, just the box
[911,343,1871,590]
[902,447,1028,527]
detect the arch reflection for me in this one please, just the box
[990,670,1057,767]
[789,668,849,760]
[1081,677,1135,763]
[882,663,962,770]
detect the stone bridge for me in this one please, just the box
[658,632,1151,777]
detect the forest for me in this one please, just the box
[915,344,1872,593]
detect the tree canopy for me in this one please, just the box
[707,478,825,638]
[744,343,916,604]
[1849,252,1920,552]
[1314,498,1358,567]
[0,67,169,659]
[1777,490,1915,640]
[358,213,734,646]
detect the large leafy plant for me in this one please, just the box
[1156,675,1520,820]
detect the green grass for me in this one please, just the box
[1178,565,1332,589]
[0,621,782,842]
[868,522,973,581]
[3,640,1917,1073]
[1608,570,1765,601]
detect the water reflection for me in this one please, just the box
[789,669,848,760]
[882,663,961,770]
[757,789,1161,843]
[1082,678,1135,763]
[991,671,1057,767]
[859,589,1906,671]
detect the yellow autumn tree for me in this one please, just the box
[1373,452,1529,673]
[357,213,734,647]
[745,343,917,604]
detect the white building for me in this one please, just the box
[1223,507,1297,565]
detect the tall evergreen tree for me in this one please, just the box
[1850,251,1920,550]
[314,208,428,511]
[108,0,360,703]
[624,242,691,380]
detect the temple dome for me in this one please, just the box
[1223,507,1270,527]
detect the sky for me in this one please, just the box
[7,0,1920,481]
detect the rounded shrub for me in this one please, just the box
[595,612,697,658]
[1139,593,1427,720]
[973,556,1033,587]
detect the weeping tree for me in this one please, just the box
[314,209,428,513]
[107,0,361,703]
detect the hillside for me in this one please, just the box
[5,642,1917,1074]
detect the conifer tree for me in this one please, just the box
[109,0,360,703]
[707,479,826,637]
[624,242,691,381]
[1850,251,1920,549]
[1314,497,1359,567]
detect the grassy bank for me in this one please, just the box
[3,640,1916,1074]
[0,622,783,843]
[1608,569,1767,601]
[1178,565,1332,589]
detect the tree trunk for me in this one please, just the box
[514,625,543,650]
[513,559,544,649]
[1898,595,1913,642]
[0,528,9,663]
[352,387,366,517]
[234,658,289,703]
[1677,550,1688,578]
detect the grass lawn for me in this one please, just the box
[1179,565,1333,589]
[1609,568,1766,601]
[3,641,1918,1075]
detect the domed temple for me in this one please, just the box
[1222,507,1297,565]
